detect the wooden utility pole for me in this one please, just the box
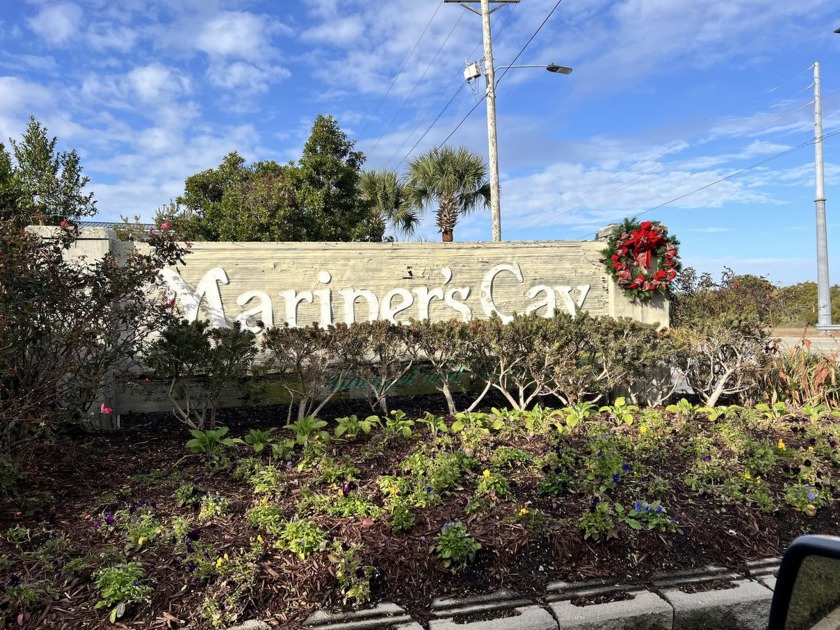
[445,0,520,242]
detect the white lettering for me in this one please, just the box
[412,287,444,321]
[159,267,230,328]
[554,284,591,318]
[236,291,273,332]
[381,288,415,324]
[279,290,313,327]
[480,263,523,323]
[525,285,556,317]
[338,289,379,323]
[314,270,333,328]
[445,287,472,321]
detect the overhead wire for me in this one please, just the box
[513,62,834,232]
[566,129,840,240]
[367,8,466,155]
[435,0,566,148]
[358,1,444,138]
[387,2,519,169]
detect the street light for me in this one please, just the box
[465,61,572,241]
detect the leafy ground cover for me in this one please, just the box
[2,394,840,629]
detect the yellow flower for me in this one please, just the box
[261,496,269,505]
[216,557,223,568]
[777,439,786,451]
[389,486,399,496]
[137,536,146,547]
[224,553,229,561]
[482,469,491,478]
[639,425,648,434]
[518,507,529,517]
[257,535,264,544]
[744,472,751,480]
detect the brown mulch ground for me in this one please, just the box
[1,394,838,629]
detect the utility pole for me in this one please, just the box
[813,61,833,329]
[446,0,520,242]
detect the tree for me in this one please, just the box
[0,221,188,474]
[173,152,305,242]
[2,116,96,226]
[165,115,384,242]
[404,146,490,242]
[358,169,419,240]
[297,114,374,241]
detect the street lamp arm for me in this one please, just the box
[494,63,573,74]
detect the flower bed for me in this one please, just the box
[2,396,839,628]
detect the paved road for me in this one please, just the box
[777,336,840,355]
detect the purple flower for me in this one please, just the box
[634,500,643,511]
[187,528,201,541]
[807,492,817,501]
[656,506,664,514]
[701,455,712,462]
[612,473,620,484]
[93,520,101,529]
[187,561,196,572]
[809,438,817,446]
[104,514,115,526]
[622,463,631,472]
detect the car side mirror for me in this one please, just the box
[768,535,840,630]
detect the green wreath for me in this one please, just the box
[601,218,681,302]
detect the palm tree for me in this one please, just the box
[358,169,419,241]
[404,146,490,242]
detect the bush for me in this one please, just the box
[143,320,257,429]
[0,221,186,465]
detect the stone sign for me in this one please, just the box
[154,240,668,330]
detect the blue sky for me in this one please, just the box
[1,1,839,285]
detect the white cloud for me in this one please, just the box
[86,23,140,52]
[27,3,83,46]
[206,61,290,93]
[195,11,289,60]
[127,63,189,103]
[302,16,365,46]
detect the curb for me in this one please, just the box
[289,557,780,630]
[429,590,555,629]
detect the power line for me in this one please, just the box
[514,64,828,232]
[387,3,519,169]
[368,9,466,155]
[565,129,840,240]
[435,0,565,149]
[358,2,444,138]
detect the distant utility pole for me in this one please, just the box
[445,0,520,242]
[813,61,834,329]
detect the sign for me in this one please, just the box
[156,241,639,331]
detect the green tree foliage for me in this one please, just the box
[2,116,96,226]
[167,114,389,242]
[670,267,777,328]
[296,114,376,241]
[172,153,303,241]
[405,146,490,242]
[0,222,188,470]
[358,169,418,240]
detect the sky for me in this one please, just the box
[1,0,840,285]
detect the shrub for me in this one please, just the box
[143,320,257,430]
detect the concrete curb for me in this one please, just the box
[302,602,422,630]
[428,590,556,630]
[295,557,781,630]
[660,579,773,630]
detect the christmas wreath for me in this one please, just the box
[601,218,681,301]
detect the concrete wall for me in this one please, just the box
[30,228,669,416]
[154,239,669,331]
